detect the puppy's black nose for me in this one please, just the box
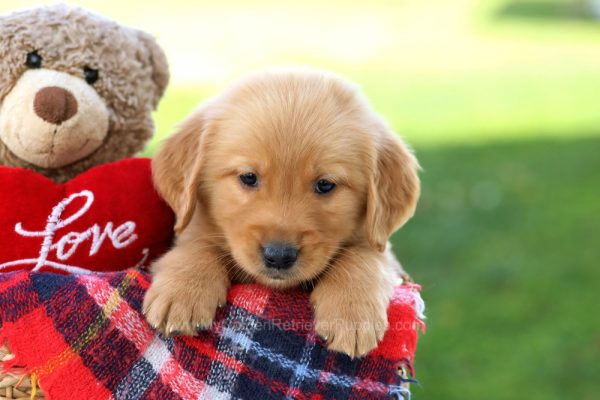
[262,242,298,270]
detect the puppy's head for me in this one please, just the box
[154,69,419,288]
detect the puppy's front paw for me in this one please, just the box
[143,276,227,337]
[312,291,389,358]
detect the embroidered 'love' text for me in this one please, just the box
[0,190,148,273]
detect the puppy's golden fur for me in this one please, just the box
[143,69,420,357]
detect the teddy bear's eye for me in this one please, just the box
[25,51,42,69]
[83,66,99,85]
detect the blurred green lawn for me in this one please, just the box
[394,137,600,399]
[2,0,598,398]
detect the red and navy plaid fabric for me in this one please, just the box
[0,269,424,400]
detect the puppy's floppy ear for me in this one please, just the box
[152,108,210,235]
[366,121,420,252]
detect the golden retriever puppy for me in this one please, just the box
[143,68,420,358]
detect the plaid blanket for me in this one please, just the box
[0,269,424,400]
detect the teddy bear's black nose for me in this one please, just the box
[33,86,78,125]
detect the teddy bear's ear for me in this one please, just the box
[137,31,170,108]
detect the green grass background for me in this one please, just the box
[2,0,599,398]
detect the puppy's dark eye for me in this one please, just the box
[25,51,42,69]
[314,179,336,195]
[239,172,258,188]
[83,66,99,85]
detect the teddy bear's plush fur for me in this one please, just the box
[0,5,169,182]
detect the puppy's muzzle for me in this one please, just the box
[262,242,298,270]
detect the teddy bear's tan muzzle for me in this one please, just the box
[0,69,109,169]
[34,86,78,125]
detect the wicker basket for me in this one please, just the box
[0,344,43,400]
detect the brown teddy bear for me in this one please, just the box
[0,5,170,398]
[0,4,169,182]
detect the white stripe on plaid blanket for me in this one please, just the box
[199,289,272,400]
[285,331,316,399]
[79,274,206,399]
[219,326,407,396]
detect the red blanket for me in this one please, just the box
[0,270,424,399]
